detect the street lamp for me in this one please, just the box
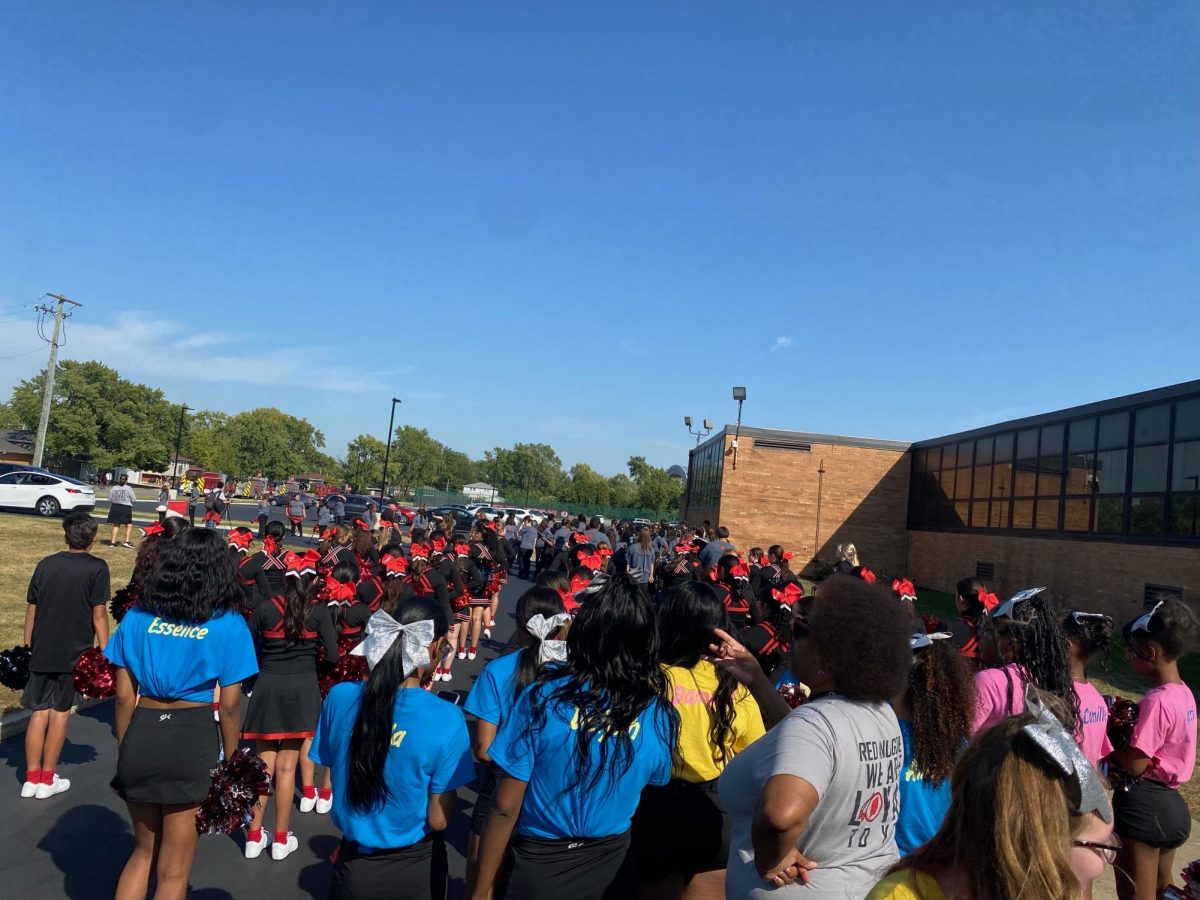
[732,386,747,469]
[171,404,191,493]
[380,398,402,501]
[684,416,713,445]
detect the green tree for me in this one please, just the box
[627,455,683,515]
[564,463,610,505]
[221,408,329,480]
[478,443,563,503]
[606,472,639,508]
[7,360,176,470]
[436,449,477,492]
[388,425,444,498]
[184,410,237,474]
[343,434,388,493]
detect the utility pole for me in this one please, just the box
[32,294,81,468]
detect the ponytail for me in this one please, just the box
[513,587,568,701]
[282,572,319,643]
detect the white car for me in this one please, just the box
[0,469,97,516]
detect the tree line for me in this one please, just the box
[0,361,683,514]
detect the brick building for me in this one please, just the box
[682,379,1200,622]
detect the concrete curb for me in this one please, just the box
[0,698,110,742]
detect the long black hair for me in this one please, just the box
[657,581,741,766]
[281,572,320,643]
[530,573,678,792]
[908,639,974,786]
[535,569,570,594]
[139,527,241,624]
[513,587,568,700]
[326,559,361,628]
[347,595,448,812]
[131,516,190,592]
[993,594,1079,731]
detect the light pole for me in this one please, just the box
[171,404,190,493]
[380,398,402,501]
[684,416,713,445]
[731,386,747,470]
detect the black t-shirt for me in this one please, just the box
[27,551,111,672]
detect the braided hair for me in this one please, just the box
[994,594,1079,731]
[1059,611,1114,674]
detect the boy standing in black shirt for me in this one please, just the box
[22,513,111,800]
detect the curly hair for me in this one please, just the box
[130,516,190,593]
[1124,599,1199,662]
[995,595,1079,732]
[909,640,974,786]
[139,527,241,624]
[1060,611,1114,672]
[807,577,911,702]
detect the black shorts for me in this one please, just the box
[22,671,76,712]
[107,503,133,525]
[470,762,503,835]
[114,706,219,805]
[330,835,447,900]
[501,830,633,900]
[1114,777,1192,849]
[631,778,729,881]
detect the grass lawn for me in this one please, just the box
[916,587,1200,818]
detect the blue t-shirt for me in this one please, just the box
[464,650,523,727]
[311,682,476,852]
[487,676,674,840]
[105,606,258,703]
[895,719,952,856]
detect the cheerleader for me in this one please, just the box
[318,525,355,573]
[658,540,701,593]
[1060,610,1115,768]
[469,525,506,641]
[711,554,758,630]
[832,541,858,576]
[740,582,804,678]
[430,540,467,683]
[463,587,569,890]
[111,516,191,622]
[380,554,416,613]
[470,574,678,900]
[242,549,338,862]
[931,576,999,665]
[106,529,258,900]
[310,597,476,900]
[1111,600,1199,899]
[240,521,290,608]
[754,545,801,602]
[349,522,380,572]
[227,527,266,615]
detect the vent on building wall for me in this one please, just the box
[753,439,812,452]
[975,561,995,580]
[1144,583,1184,609]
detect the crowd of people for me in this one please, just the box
[15,507,1200,900]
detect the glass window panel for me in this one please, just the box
[970,500,989,527]
[908,499,923,527]
[1012,500,1034,529]
[1130,496,1165,535]
[975,437,993,466]
[994,432,1014,463]
[993,458,1012,499]
[1063,497,1091,532]
[973,464,992,499]
[1068,418,1096,454]
[1176,398,1200,442]
[914,449,929,473]
[1094,496,1125,534]
[1014,429,1039,496]
[957,442,974,467]
[1066,418,1096,494]
[1038,424,1064,497]
[923,501,940,525]
[1170,495,1200,538]
[1035,496,1060,530]
[990,498,1010,529]
[1096,448,1128,493]
[941,444,957,470]
[954,465,973,500]
[1172,440,1200,493]
[1131,445,1168,493]
[1134,405,1170,446]
[939,466,956,497]
[1098,412,1129,450]
[953,501,969,527]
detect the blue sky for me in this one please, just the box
[1,2,1196,476]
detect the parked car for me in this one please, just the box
[0,469,97,516]
[270,492,315,508]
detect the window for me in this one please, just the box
[1132,405,1170,493]
[992,432,1013,502]
[973,437,993,500]
[1096,412,1129,493]
[1171,398,1200,538]
[688,439,724,510]
[1014,430,1039,497]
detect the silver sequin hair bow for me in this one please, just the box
[351,611,435,675]
[1022,684,1113,823]
[526,613,571,664]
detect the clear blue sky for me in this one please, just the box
[1,2,1196,476]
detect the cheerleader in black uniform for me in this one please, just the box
[227,527,267,615]
[657,540,701,593]
[242,549,338,862]
[349,521,380,572]
[478,521,508,633]
[402,545,449,611]
[746,547,766,596]
[318,525,355,573]
[466,525,504,658]
[740,583,804,678]
[380,554,416,613]
[241,521,290,608]
[711,554,759,630]
[431,539,467,684]
[454,536,492,665]
[754,545,800,604]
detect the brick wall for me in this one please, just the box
[907,530,1200,623]
[713,434,911,578]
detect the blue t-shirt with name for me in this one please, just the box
[895,719,952,856]
[487,676,674,840]
[105,606,258,703]
[311,682,476,852]
[464,650,523,727]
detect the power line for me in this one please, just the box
[0,346,43,361]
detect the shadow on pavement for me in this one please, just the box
[0,735,99,786]
[298,833,336,899]
[35,802,130,898]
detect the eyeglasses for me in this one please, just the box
[1073,836,1122,864]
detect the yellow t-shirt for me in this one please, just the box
[664,660,766,782]
[866,870,946,900]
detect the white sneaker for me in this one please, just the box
[20,779,38,799]
[271,833,299,860]
[35,775,70,799]
[456,648,467,660]
[483,627,492,640]
[315,795,332,815]
[244,830,270,859]
[468,648,477,661]
[441,669,452,683]
[299,794,316,813]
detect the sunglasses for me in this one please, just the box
[1073,836,1122,865]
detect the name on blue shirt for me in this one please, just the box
[146,617,211,640]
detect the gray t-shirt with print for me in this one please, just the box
[108,484,137,506]
[719,696,903,899]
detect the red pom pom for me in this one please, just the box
[777,683,807,709]
[73,647,117,699]
[195,748,272,835]
[318,635,370,699]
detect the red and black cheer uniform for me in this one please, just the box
[712,576,759,630]
[241,539,290,603]
[355,570,385,613]
[242,596,338,740]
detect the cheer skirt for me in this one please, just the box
[631,777,729,880]
[1114,777,1192,849]
[241,670,321,740]
[114,706,218,805]
[330,834,447,900]
[500,830,634,900]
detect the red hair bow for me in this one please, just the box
[782,551,793,562]
[141,522,165,537]
[432,536,447,553]
[977,587,1000,612]
[577,552,602,571]
[454,542,471,557]
[409,544,430,561]
[891,578,917,601]
[383,555,409,577]
[569,573,592,594]
[674,542,695,555]
[285,549,321,576]
[320,527,338,541]
[598,546,613,558]
[730,561,751,579]
[226,529,253,551]
[572,532,589,544]
[324,580,356,603]
[772,582,805,604]
[858,567,877,584]
[482,520,497,532]
[353,518,371,532]
[263,535,280,556]
[758,555,769,567]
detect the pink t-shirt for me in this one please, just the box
[972,663,1027,735]
[1073,681,1114,768]
[1130,682,1198,789]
